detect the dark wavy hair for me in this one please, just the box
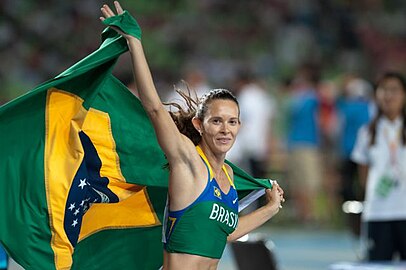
[164,84,239,146]
[368,71,406,146]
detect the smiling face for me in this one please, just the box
[376,77,406,120]
[195,99,240,155]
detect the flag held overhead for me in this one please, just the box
[0,11,271,270]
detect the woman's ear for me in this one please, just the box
[192,117,203,135]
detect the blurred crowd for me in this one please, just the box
[1,0,406,260]
[2,0,406,100]
[216,64,375,233]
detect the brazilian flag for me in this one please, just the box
[0,12,271,270]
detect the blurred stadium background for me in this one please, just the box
[2,0,406,101]
[2,0,406,269]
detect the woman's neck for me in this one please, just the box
[198,143,225,174]
[384,112,401,122]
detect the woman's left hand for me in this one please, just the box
[273,180,285,206]
[264,181,285,214]
[100,1,123,21]
[100,1,136,40]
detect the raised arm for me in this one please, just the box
[100,2,195,162]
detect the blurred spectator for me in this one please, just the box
[165,67,211,109]
[318,80,340,150]
[352,71,406,261]
[0,245,6,270]
[227,69,275,178]
[337,76,373,201]
[2,0,406,105]
[336,75,373,235]
[317,79,341,226]
[285,63,322,225]
[181,68,211,98]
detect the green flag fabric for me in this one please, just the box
[0,13,271,270]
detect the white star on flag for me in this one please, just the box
[78,178,87,189]
[68,203,75,211]
[72,219,78,227]
[74,209,80,216]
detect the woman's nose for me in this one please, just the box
[220,123,229,133]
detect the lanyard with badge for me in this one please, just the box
[375,126,402,198]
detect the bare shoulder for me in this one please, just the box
[167,139,208,210]
[175,135,202,166]
[224,163,234,180]
[168,135,207,180]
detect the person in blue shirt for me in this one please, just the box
[337,77,373,200]
[286,64,322,224]
[0,245,7,270]
[336,76,373,235]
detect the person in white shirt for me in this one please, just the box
[227,70,275,178]
[351,71,406,261]
[165,68,211,110]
